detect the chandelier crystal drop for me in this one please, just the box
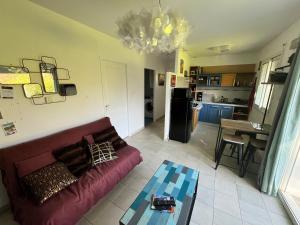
[116,1,189,53]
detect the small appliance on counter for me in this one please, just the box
[169,88,193,143]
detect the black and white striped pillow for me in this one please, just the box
[89,141,118,166]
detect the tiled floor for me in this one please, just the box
[0,120,292,225]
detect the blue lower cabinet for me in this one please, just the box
[220,106,234,119]
[207,105,221,124]
[199,104,234,124]
[199,104,208,122]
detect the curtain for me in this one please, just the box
[258,46,300,196]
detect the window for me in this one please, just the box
[254,57,280,109]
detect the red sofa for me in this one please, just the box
[0,117,143,225]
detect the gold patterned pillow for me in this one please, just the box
[89,141,118,166]
[22,162,78,204]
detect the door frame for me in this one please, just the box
[144,68,155,126]
[99,58,130,138]
[279,137,300,225]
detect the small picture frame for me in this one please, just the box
[2,122,17,136]
[158,73,165,86]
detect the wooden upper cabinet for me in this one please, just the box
[202,64,256,74]
[221,74,236,87]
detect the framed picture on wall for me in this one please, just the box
[158,73,165,86]
[171,75,176,87]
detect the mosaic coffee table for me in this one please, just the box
[120,160,199,225]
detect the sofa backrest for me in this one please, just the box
[0,117,112,199]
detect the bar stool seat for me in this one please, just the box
[249,138,267,149]
[242,137,268,177]
[223,134,244,144]
[215,134,245,177]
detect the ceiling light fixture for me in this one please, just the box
[208,45,232,54]
[116,0,189,53]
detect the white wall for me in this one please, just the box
[249,18,300,124]
[0,0,170,208]
[175,48,191,77]
[190,52,258,66]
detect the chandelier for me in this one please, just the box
[116,0,189,53]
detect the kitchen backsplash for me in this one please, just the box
[201,90,250,102]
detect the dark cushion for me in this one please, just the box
[83,135,95,145]
[53,143,91,177]
[93,126,127,150]
[22,162,78,204]
[89,142,118,166]
[15,152,56,178]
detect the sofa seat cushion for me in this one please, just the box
[11,145,142,225]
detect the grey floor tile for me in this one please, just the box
[269,212,292,225]
[85,200,124,225]
[76,217,92,225]
[110,186,139,211]
[214,191,241,219]
[198,174,215,190]
[196,185,215,207]
[237,185,265,209]
[191,199,214,225]
[215,177,238,198]
[261,193,289,217]
[239,200,272,225]
[213,208,243,225]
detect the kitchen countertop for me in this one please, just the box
[194,101,248,108]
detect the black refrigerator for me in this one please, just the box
[169,88,193,143]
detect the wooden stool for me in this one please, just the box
[242,137,267,176]
[215,134,245,177]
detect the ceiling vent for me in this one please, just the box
[207,45,232,54]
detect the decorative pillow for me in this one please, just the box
[93,126,127,150]
[15,152,56,178]
[53,143,91,177]
[89,142,118,166]
[83,134,95,145]
[22,162,78,204]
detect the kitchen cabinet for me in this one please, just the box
[221,74,236,87]
[199,104,234,124]
[220,106,234,119]
[199,104,208,121]
[207,105,221,123]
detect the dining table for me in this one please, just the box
[214,119,272,167]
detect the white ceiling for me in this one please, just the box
[30,0,300,57]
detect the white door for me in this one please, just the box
[100,60,129,138]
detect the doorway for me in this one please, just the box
[100,60,129,138]
[144,69,154,127]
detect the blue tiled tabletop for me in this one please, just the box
[120,160,199,225]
